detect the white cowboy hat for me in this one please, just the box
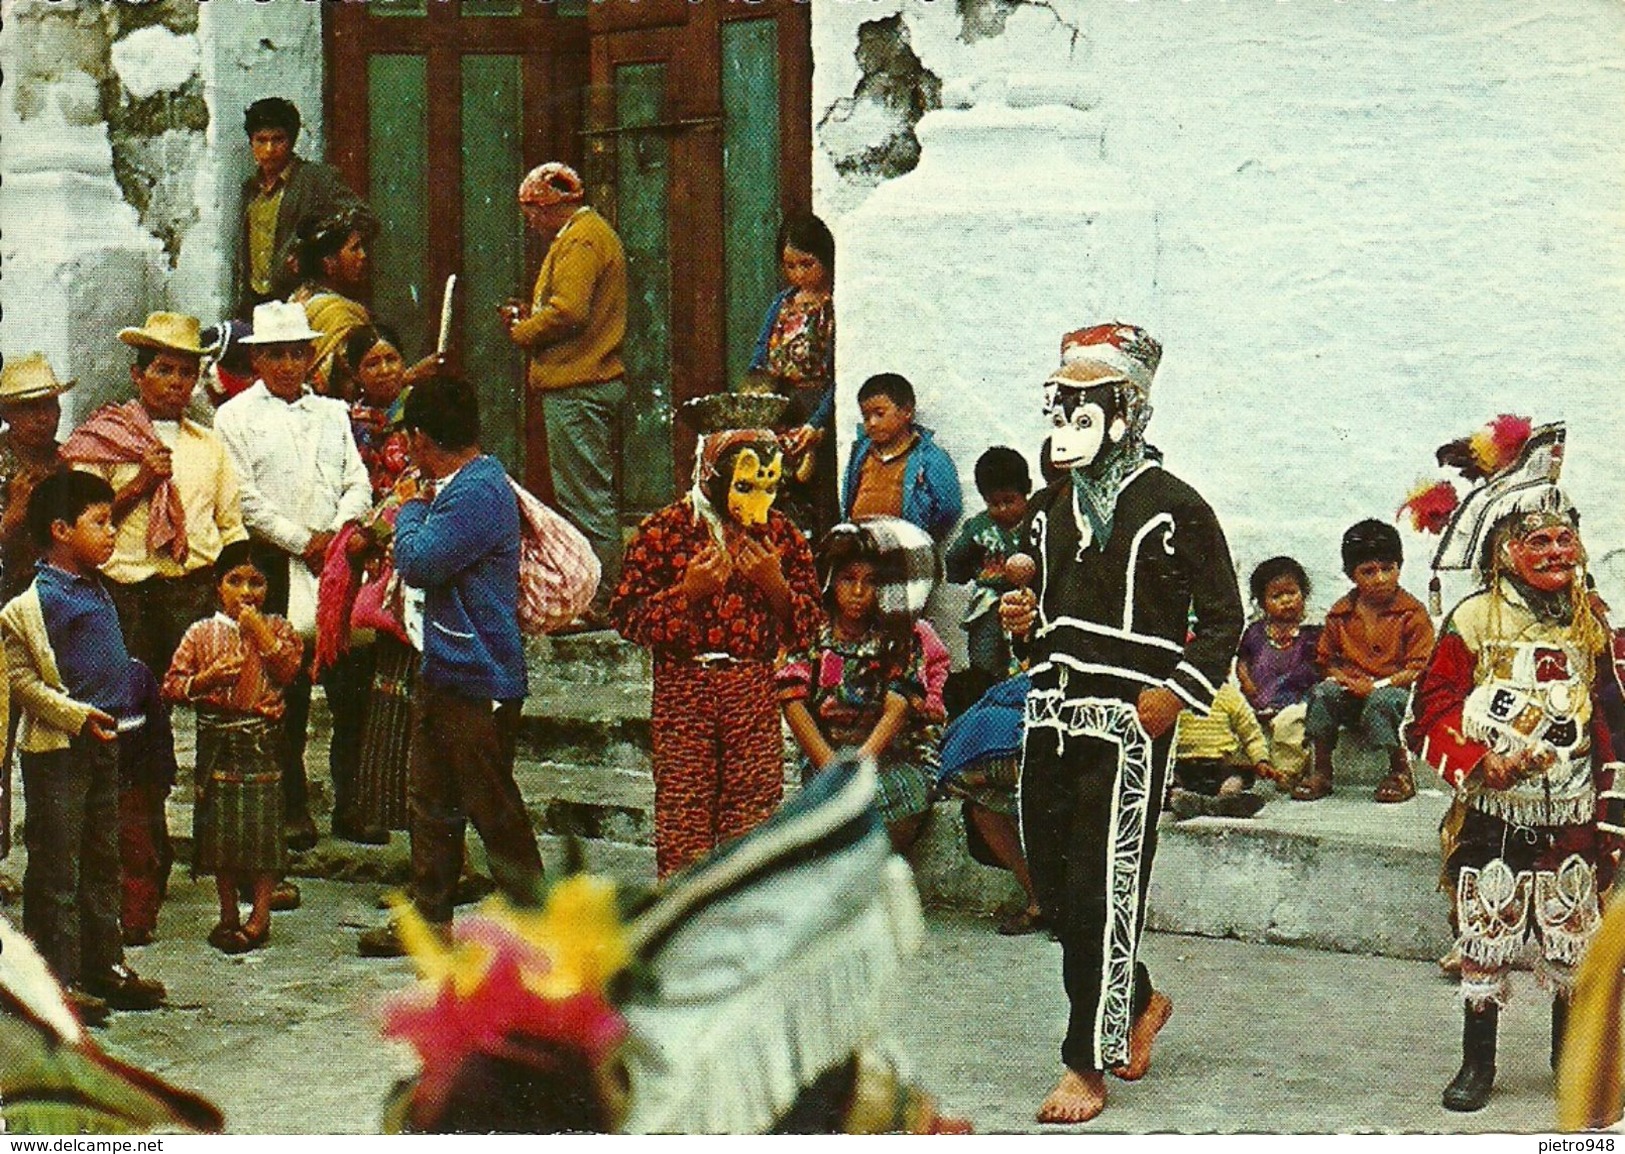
[238,300,322,345]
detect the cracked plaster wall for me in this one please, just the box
[812,1,1625,611]
[1,0,322,419]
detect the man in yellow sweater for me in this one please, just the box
[1168,677,1278,819]
[504,162,628,625]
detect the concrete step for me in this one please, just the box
[133,635,1457,965]
[157,773,1451,961]
[163,796,655,889]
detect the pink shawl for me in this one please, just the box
[61,402,187,563]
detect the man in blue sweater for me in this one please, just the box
[358,375,545,956]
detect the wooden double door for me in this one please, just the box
[325,0,811,514]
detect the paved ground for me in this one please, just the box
[6,873,1569,1135]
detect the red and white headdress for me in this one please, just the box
[1400,415,1573,612]
[518,162,585,207]
[1051,322,1163,395]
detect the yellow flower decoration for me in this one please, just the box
[386,892,494,997]
[498,874,630,999]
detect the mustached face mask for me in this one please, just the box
[1043,381,1126,471]
[1503,516,1582,595]
[726,446,782,527]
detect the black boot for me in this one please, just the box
[1552,996,1570,1074]
[1442,1003,1498,1112]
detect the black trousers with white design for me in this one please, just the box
[1021,711,1175,1073]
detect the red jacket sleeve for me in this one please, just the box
[1406,629,1487,788]
[607,506,698,651]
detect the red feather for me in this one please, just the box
[1399,481,1460,535]
[1488,414,1533,460]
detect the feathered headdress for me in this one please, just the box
[379,874,632,1127]
[1399,415,1570,612]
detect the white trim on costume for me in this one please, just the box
[1121,513,1176,633]
[1039,615,1183,653]
[1022,687,1157,1068]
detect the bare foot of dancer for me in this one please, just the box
[1111,990,1173,1081]
[1037,1068,1107,1124]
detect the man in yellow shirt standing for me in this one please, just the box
[504,162,628,626]
[62,312,249,944]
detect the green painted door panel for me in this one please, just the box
[615,62,674,513]
[461,55,526,470]
[721,19,781,394]
[367,55,431,367]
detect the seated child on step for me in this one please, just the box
[779,520,945,854]
[1168,675,1276,820]
[1236,555,1321,786]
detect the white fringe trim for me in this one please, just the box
[1458,930,1529,970]
[1469,786,1596,828]
[1540,929,1592,968]
[1536,952,1579,997]
[1461,973,1511,1011]
[620,884,922,1134]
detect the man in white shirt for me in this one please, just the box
[62,312,249,945]
[216,301,373,851]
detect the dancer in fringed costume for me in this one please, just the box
[1403,417,1625,1112]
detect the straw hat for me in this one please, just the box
[0,352,75,405]
[118,312,206,356]
[238,300,322,345]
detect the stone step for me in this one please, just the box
[527,630,651,685]
[157,774,1452,960]
[162,797,655,889]
[908,786,1454,962]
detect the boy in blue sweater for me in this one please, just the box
[0,471,166,1023]
[358,375,544,956]
[841,373,962,542]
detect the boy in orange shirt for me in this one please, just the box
[1292,519,1435,803]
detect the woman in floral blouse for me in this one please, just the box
[750,213,837,538]
[779,522,945,854]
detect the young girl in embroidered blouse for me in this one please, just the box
[779,525,944,854]
[1235,555,1323,786]
[163,541,304,954]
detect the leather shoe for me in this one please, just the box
[82,964,166,1011]
[358,918,450,958]
[285,811,319,852]
[269,881,302,911]
[65,986,110,1027]
[333,813,390,846]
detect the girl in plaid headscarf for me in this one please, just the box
[778,519,948,853]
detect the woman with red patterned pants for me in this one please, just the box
[609,426,823,878]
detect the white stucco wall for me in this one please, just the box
[814,1,1625,616]
[0,0,324,424]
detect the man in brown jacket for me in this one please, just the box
[236,98,375,315]
[504,162,628,623]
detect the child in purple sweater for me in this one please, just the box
[1235,556,1321,785]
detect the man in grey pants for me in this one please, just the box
[504,161,627,626]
